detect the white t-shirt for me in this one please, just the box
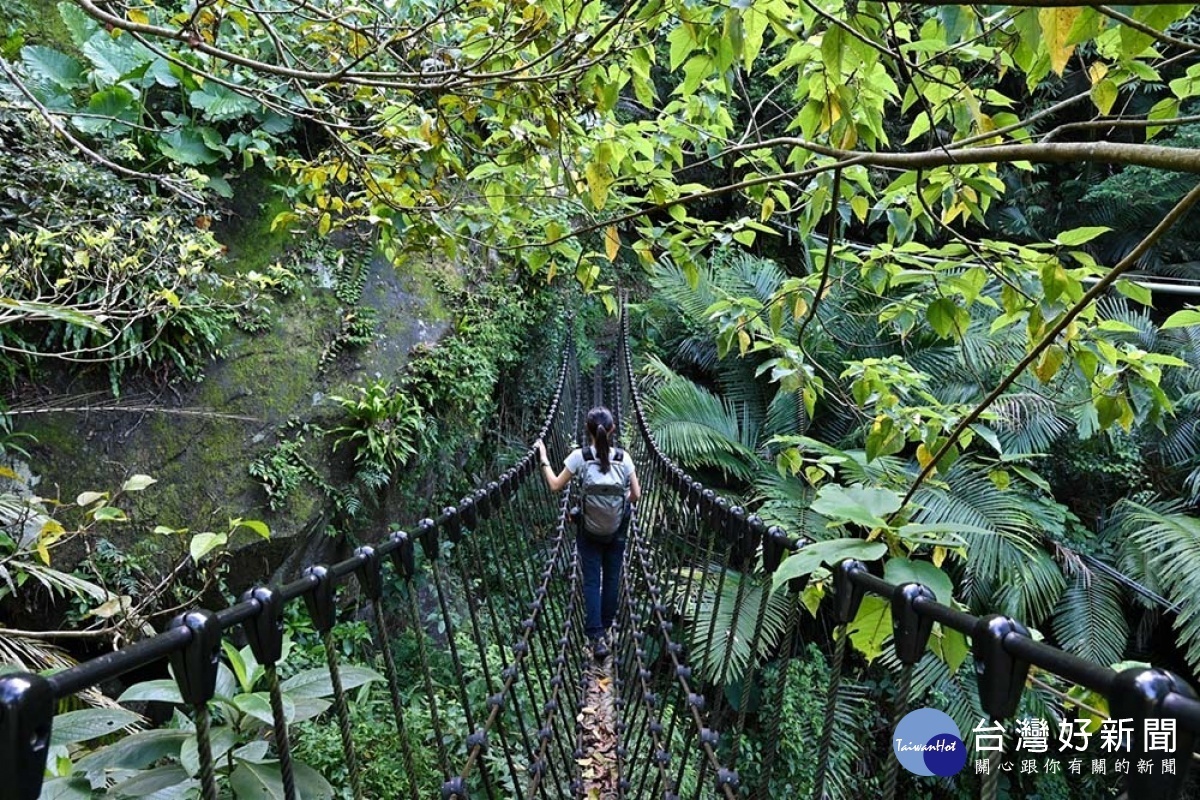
[564,447,636,481]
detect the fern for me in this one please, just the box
[1051,572,1129,666]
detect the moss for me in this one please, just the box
[11,0,76,52]
[13,202,471,575]
[213,167,296,278]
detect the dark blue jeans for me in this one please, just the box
[577,532,625,640]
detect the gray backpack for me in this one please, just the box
[577,447,631,543]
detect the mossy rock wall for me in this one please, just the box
[18,234,453,581]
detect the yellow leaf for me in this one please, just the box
[760,197,775,222]
[1034,344,1065,383]
[604,226,620,262]
[36,542,50,565]
[0,465,18,480]
[850,195,869,222]
[793,295,808,320]
[1090,79,1118,115]
[916,443,935,470]
[128,8,148,24]
[1039,7,1082,76]
[933,546,947,568]
[737,328,751,355]
[1087,62,1108,84]
[318,212,332,236]
[584,162,613,210]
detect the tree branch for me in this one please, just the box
[896,179,1200,511]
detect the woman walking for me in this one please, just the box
[535,406,641,660]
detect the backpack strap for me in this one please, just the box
[583,446,622,462]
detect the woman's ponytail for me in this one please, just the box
[586,407,615,473]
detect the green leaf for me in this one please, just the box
[844,594,891,662]
[233,741,272,764]
[222,640,248,693]
[75,729,190,776]
[233,692,284,726]
[810,484,902,529]
[50,708,142,746]
[926,297,961,339]
[583,161,613,210]
[189,84,260,122]
[1097,319,1140,333]
[38,777,92,800]
[1114,279,1153,307]
[1010,465,1052,493]
[772,538,888,590]
[233,519,271,539]
[1162,308,1200,329]
[72,86,138,136]
[929,625,969,672]
[1147,97,1179,139]
[290,697,333,723]
[189,532,227,562]
[122,474,157,492]
[883,557,954,603]
[230,760,288,800]
[20,45,86,91]
[0,298,109,332]
[118,679,183,705]
[667,23,699,71]
[1053,226,1110,246]
[92,505,128,522]
[112,766,192,797]
[181,727,237,778]
[81,34,153,86]
[158,128,221,166]
[279,666,383,699]
[57,2,99,47]
[75,491,105,507]
[1090,79,1118,115]
[294,763,335,800]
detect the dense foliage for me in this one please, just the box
[4,0,1200,796]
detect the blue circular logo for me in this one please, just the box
[892,708,967,777]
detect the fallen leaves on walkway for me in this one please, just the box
[578,657,618,799]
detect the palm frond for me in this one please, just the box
[983,548,1066,624]
[1051,572,1129,666]
[991,391,1071,454]
[644,369,763,483]
[762,388,807,440]
[1112,501,1200,673]
[667,566,792,684]
[910,463,1054,615]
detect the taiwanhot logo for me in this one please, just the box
[893,708,968,777]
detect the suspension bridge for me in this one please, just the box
[2,301,1199,799]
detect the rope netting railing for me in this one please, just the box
[0,338,592,800]
[613,296,1200,799]
[5,299,1200,800]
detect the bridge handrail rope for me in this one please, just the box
[0,334,580,800]
[615,293,1200,799]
